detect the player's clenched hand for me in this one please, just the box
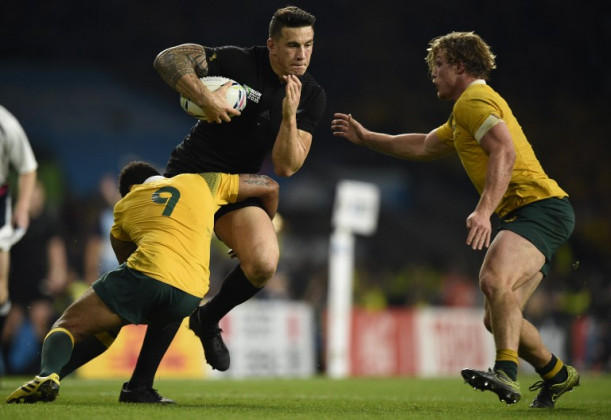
[331,113,368,146]
[201,82,241,124]
[465,210,491,250]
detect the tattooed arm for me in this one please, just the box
[236,174,279,219]
[154,43,208,84]
[153,43,239,123]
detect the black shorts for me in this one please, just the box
[498,197,575,276]
[92,263,201,326]
[214,197,263,223]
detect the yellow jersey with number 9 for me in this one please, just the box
[110,172,239,297]
[436,81,567,217]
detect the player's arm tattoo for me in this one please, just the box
[239,174,279,219]
[242,174,273,186]
[154,43,209,88]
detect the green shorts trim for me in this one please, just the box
[498,197,574,276]
[92,263,201,326]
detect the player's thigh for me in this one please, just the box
[54,287,124,341]
[215,206,279,260]
[480,229,545,292]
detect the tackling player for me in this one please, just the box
[6,161,279,404]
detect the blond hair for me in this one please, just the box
[426,31,496,79]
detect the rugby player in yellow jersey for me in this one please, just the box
[331,31,579,408]
[5,161,278,404]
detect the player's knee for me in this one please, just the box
[242,258,278,287]
[52,319,84,343]
[479,273,503,300]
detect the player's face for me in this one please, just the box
[431,51,461,101]
[268,26,314,76]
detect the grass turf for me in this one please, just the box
[1,374,610,419]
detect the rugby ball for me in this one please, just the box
[180,76,247,119]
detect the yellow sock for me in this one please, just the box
[496,348,519,365]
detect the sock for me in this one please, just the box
[535,354,568,383]
[493,348,519,381]
[59,329,119,379]
[40,328,75,376]
[198,265,262,326]
[127,321,181,389]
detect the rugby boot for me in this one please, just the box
[6,373,60,404]
[188,308,230,371]
[462,368,521,404]
[119,382,176,404]
[529,365,580,408]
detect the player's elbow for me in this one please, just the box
[256,175,279,196]
[152,52,167,74]
[274,168,294,177]
[264,176,280,193]
[274,164,300,178]
[411,149,448,162]
[506,146,516,166]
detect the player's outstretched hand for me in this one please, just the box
[331,113,368,146]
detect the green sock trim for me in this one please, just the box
[494,360,518,381]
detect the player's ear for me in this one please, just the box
[456,61,466,74]
[267,38,276,54]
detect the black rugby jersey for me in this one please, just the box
[166,45,326,176]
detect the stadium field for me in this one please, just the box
[1,374,610,419]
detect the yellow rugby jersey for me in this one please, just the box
[110,172,239,298]
[436,80,567,217]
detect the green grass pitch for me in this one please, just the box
[1,374,610,419]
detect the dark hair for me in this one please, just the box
[268,6,315,39]
[118,161,160,197]
[426,31,496,80]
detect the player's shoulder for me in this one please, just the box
[300,71,326,104]
[206,44,263,59]
[171,172,207,185]
[455,82,498,110]
[0,105,17,129]
[301,71,324,89]
[461,81,500,102]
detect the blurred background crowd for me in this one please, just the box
[1,0,609,374]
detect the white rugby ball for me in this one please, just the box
[180,76,247,119]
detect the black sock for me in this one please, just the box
[127,321,181,389]
[198,265,261,326]
[535,354,568,383]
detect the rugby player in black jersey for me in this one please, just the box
[56,6,326,403]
